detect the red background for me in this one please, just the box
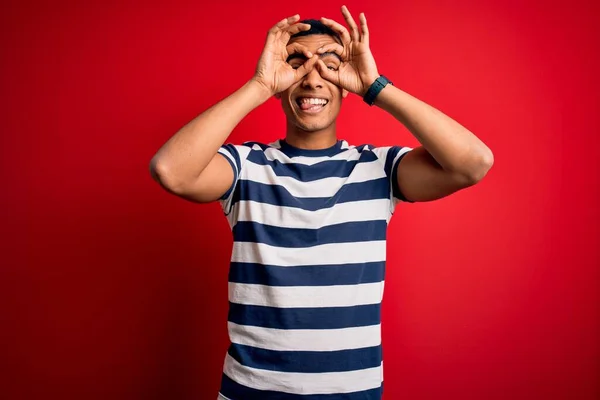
[1,0,599,399]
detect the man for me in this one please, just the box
[150,6,493,399]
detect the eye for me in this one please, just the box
[320,54,341,71]
[288,61,304,70]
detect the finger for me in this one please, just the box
[294,54,320,80]
[316,59,340,84]
[286,43,314,60]
[286,22,311,37]
[359,13,369,45]
[268,14,300,36]
[268,17,310,46]
[320,17,352,45]
[316,43,345,58]
[341,5,360,42]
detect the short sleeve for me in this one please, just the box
[386,146,413,203]
[371,145,413,215]
[217,143,252,216]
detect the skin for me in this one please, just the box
[149,7,493,203]
[275,34,348,149]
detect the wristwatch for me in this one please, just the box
[363,75,393,106]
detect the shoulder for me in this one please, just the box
[236,140,285,155]
[363,144,412,161]
[240,141,270,150]
[346,143,413,177]
[345,142,395,161]
[220,141,272,160]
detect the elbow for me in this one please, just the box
[463,147,494,185]
[149,155,166,184]
[149,155,183,192]
[149,155,162,183]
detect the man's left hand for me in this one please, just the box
[316,6,380,97]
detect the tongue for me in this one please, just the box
[300,103,324,111]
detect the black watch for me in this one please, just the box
[363,75,393,106]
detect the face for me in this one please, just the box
[277,34,348,133]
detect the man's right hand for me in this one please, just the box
[252,15,318,96]
[150,15,318,204]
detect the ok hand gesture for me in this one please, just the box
[252,15,320,96]
[316,6,380,96]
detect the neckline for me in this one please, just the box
[278,138,343,157]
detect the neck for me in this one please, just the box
[284,121,338,150]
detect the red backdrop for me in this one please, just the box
[1,0,598,399]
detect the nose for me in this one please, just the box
[300,67,324,90]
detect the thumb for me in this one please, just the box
[294,53,319,80]
[316,59,340,85]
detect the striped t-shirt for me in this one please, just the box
[216,138,412,400]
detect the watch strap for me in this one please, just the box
[363,75,393,106]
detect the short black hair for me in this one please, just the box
[291,19,342,45]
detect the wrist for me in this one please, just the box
[247,78,275,103]
[360,75,380,97]
[362,75,393,106]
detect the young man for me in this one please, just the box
[150,6,493,400]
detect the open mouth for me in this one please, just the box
[296,97,329,113]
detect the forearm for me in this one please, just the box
[150,79,271,186]
[374,84,493,180]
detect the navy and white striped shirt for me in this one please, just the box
[216,138,412,400]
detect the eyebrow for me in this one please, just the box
[286,51,342,63]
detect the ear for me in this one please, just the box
[342,89,349,98]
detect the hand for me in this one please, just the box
[316,6,380,96]
[252,15,320,96]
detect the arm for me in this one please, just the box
[318,6,493,202]
[149,79,271,202]
[374,86,494,202]
[149,15,316,202]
